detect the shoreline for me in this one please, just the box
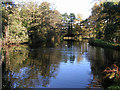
[89,39,120,50]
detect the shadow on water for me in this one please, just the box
[1,40,120,89]
[2,43,61,88]
[87,45,120,88]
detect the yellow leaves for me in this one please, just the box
[103,64,120,80]
[77,13,83,22]
[109,72,115,79]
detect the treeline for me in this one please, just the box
[1,1,93,46]
[86,1,120,43]
[61,13,89,39]
[2,0,120,46]
[2,1,62,46]
[61,0,120,42]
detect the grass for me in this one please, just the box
[89,38,120,50]
[108,85,120,89]
[107,79,120,89]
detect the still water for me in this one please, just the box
[2,41,120,88]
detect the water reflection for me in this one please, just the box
[2,45,62,88]
[87,45,120,88]
[2,41,120,88]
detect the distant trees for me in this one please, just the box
[61,13,69,30]
[72,14,90,39]
[72,14,83,37]
[67,13,76,35]
[61,12,90,39]
[61,13,76,35]
[70,0,120,41]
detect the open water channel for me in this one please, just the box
[2,41,120,88]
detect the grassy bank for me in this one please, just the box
[89,38,120,50]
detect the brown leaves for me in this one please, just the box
[103,64,119,79]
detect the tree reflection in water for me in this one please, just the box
[2,44,61,88]
[2,41,120,89]
[2,41,90,88]
[67,41,75,63]
[87,45,120,88]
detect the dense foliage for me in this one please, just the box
[1,0,120,89]
[2,2,28,44]
[20,2,62,46]
[2,1,62,46]
[2,0,120,45]
[87,1,120,43]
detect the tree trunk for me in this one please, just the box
[4,26,8,44]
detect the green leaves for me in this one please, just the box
[88,1,120,42]
[2,1,62,45]
[19,2,62,46]
[109,72,115,79]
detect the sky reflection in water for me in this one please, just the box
[3,41,120,88]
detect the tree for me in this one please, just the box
[102,2,120,42]
[20,2,62,47]
[88,1,120,42]
[76,13,83,23]
[2,1,28,44]
[68,13,76,35]
[61,13,69,30]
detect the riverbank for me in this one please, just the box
[89,39,120,50]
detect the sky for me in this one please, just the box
[13,0,95,19]
[48,0,95,19]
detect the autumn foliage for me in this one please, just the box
[103,64,120,79]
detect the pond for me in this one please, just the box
[2,41,120,89]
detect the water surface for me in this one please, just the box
[2,41,120,88]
